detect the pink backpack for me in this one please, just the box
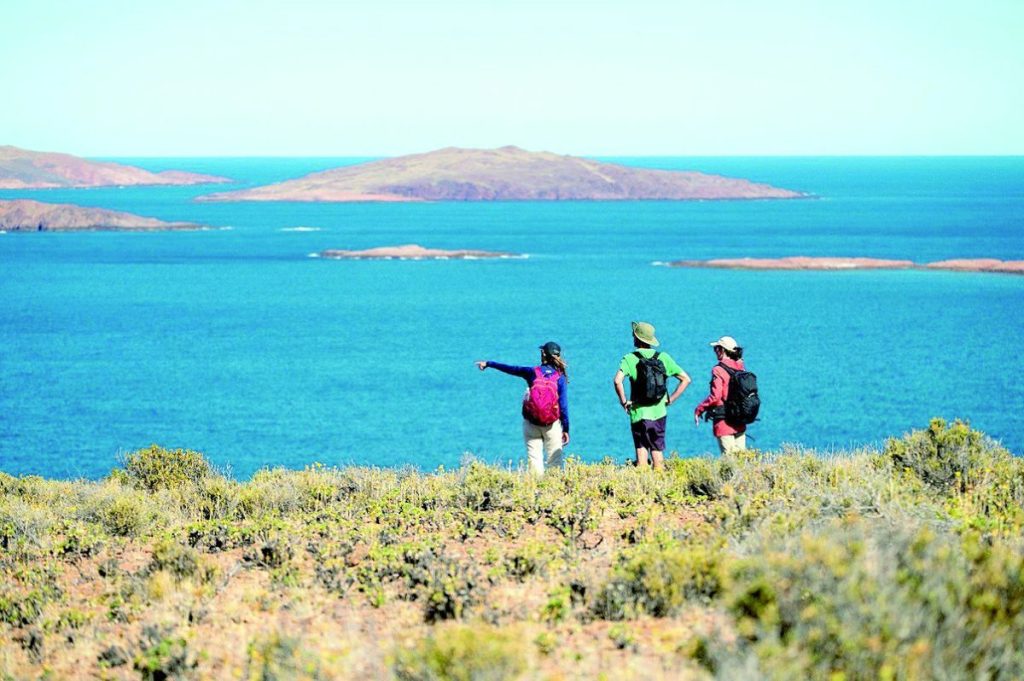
[522,367,561,426]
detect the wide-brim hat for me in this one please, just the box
[631,321,659,347]
[709,336,739,352]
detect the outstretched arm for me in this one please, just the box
[476,361,534,380]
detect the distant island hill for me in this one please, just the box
[0,200,206,232]
[200,145,805,202]
[663,256,1024,275]
[0,145,229,188]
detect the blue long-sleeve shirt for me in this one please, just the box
[486,361,569,434]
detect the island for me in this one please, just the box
[0,145,229,188]
[200,145,804,202]
[0,199,206,231]
[664,256,916,270]
[317,244,519,260]
[662,256,1024,275]
[925,259,1024,274]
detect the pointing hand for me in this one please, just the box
[475,361,487,371]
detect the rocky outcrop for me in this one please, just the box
[663,256,1024,275]
[0,145,229,188]
[318,244,519,260]
[925,259,1024,274]
[665,256,915,270]
[0,199,205,231]
[201,146,805,202]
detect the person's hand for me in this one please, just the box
[694,411,700,426]
[475,361,487,371]
[562,431,570,445]
[621,400,633,413]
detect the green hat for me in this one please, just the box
[631,321,659,346]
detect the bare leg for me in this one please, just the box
[634,448,650,468]
[650,450,665,470]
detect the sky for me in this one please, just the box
[2,0,1022,156]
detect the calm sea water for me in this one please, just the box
[2,157,1023,479]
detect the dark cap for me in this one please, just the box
[539,341,562,357]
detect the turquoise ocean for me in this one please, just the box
[1,157,1022,479]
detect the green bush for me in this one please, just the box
[53,521,106,559]
[884,418,1008,491]
[93,493,148,537]
[717,520,1024,680]
[392,624,526,681]
[133,624,197,680]
[593,536,725,620]
[421,556,483,623]
[122,444,213,492]
[149,538,201,580]
[245,632,321,680]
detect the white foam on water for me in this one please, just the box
[218,226,234,231]
[281,226,322,232]
[307,252,320,258]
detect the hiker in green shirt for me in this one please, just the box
[613,321,691,469]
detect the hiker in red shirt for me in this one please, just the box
[694,336,748,454]
[476,342,569,475]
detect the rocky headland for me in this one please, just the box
[0,199,206,232]
[0,145,229,188]
[318,244,519,260]
[663,256,1024,274]
[201,146,805,202]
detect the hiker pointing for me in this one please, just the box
[694,336,759,454]
[476,342,569,475]
[613,322,691,470]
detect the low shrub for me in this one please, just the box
[122,444,213,492]
[245,632,321,680]
[593,535,725,620]
[885,418,1009,491]
[149,538,201,581]
[392,623,526,681]
[718,519,1024,680]
[92,492,149,537]
[53,521,106,560]
[421,556,483,623]
[133,624,197,681]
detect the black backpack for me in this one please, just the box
[630,351,667,407]
[719,363,760,425]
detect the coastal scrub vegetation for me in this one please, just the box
[1,419,1022,679]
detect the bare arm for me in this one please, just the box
[666,371,691,406]
[613,370,631,413]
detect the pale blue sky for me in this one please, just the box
[2,0,1021,155]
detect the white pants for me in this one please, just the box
[717,432,747,454]
[522,419,564,476]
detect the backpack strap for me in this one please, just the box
[718,362,737,377]
[652,351,660,361]
[536,365,560,380]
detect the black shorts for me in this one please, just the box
[630,416,667,451]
